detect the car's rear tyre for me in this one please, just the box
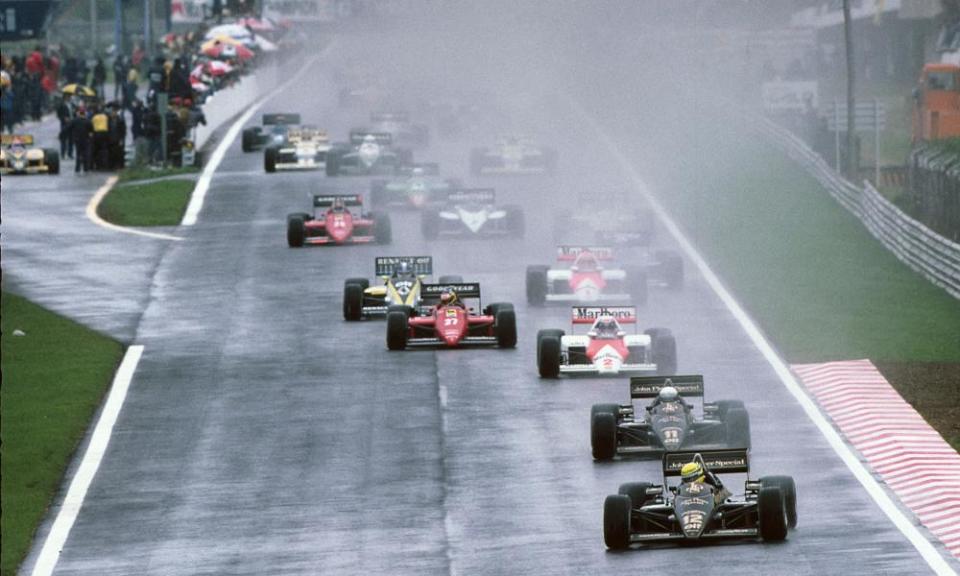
[286,214,305,247]
[421,208,440,240]
[758,486,788,541]
[386,309,409,350]
[536,329,563,368]
[488,303,516,348]
[438,275,463,284]
[45,149,60,174]
[603,495,632,550]
[505,205,525,238]
[618,482,654,508]
[761,476,797,528]
[373,212,392,244]
[724,408,751,450]
[645,328,676,375]
[325,151,340,176]
[370,180,387,207]
[657,250,684,289]
[591,404,619,461]
[715,399,745,421]
[537,329,562,378]
[343,278,369,321]
[526,265,549,306]
[627,267,648,305]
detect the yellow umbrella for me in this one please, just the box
[200,35,244,52]
[61,83,96,97]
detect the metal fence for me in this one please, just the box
[908,145,960,242]
[758,118,960,300]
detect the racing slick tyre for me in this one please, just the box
[760,476,797,528]
[645,328,677,375]
[715,399,745,421]
[724,408,751,450]
[505,205,525,238]
[241,128,257,152]
[488,303,517,348]
[627,267,648,305]
[421,209,440,241]
[591,404,620,461]
[343,278,369,321]
[656,250,684,289]
[370,180,387,208]
[536,329,564,368]
[264,146,278,173]
[286,214,306,247]
[438,275,463,284]
[758,486,788,542]
[603,495,632,550]
[469,148,486,176]
[45,149,60,174]
[618,482,654,509]
[526,265,549,306]
[373,212,392,244]
[536,329,562,378]
[325,151,340,176]
[386,308,410,350]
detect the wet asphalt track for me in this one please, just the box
[9,20,960,576]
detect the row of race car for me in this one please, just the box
[259,99,797,551]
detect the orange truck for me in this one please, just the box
[913,63,960,141]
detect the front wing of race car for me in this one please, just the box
[558,362,657,375]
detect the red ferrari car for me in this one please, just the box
[386,283,516,350]
[287,194,391,247]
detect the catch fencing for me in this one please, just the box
[756,118,960,300]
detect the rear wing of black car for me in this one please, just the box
[630,375,704,399]
[396,162,440,175]
[421,282,481,302]
[313,194,363,207]
[371,112,409,123]
[350,131,393,146]
[263,113,301,126]
[375,256,433,277]
[663,449,750,478]
[444,188,495,205]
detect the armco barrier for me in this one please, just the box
[759,118,960,300]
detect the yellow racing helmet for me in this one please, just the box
[680,461,704,484]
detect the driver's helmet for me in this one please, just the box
[658,386,680,404]
[411,166,424,176]
[362,135,377,145]
[440,290,458,307]
[594,316,619,338]
[393,261,412,278]
[573,251,598,272]
[331,197,346,213]
[681,461,705,484]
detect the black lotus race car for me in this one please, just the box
[603,450,798,550]
[590,375,750,460]
[242,113,300,152]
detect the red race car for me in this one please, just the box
[386,283,516,350]
[287,194,392,247]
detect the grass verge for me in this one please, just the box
[97,179,194,226]
[0,291,124,576]
[117,164,199,184]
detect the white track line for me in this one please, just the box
[85,177,183,241]
[565,98,957,576]
[181,42,336,226]
[31,345,145,576]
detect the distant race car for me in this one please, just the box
[554,209,684,288]
[526,246,648,306]
[242,113,300,152]
[264,127,331,172]
[343,256,465,320]
[369,164,460,209]
[386,282,516,350]
[0,134,59,175]
[369,111,429,148]
[421,188,524,240]
[536,305,676,378]
[326,132,412,176]
[590,375,751,461]
[470,135,556,175]
[286,194,391,247]
[603,450,797,550]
